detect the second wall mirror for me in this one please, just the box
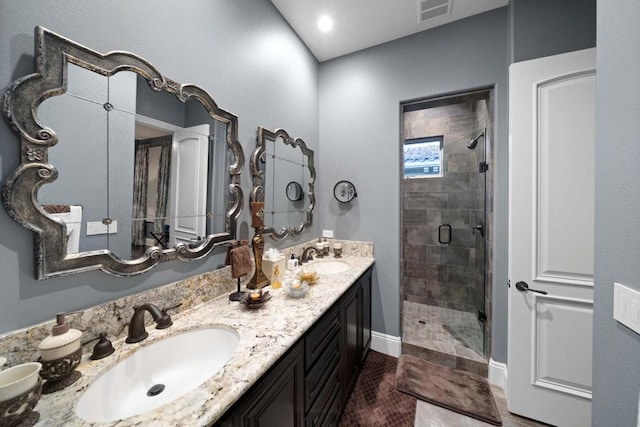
[250,127,315,240]
[2,26,244,279]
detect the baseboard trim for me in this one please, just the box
[488,358,508,396]
[371,331,402,358]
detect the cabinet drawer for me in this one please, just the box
[305,366,340,427]
[305,306,340,369]
[305,333,340,412]
[320,385,341,427]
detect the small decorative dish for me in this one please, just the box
[241,289,272,309]
[283,280,310,299]
[0,362,43,426]
[296,270,319,286]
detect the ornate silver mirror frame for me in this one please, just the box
[250,127,315,240]
[1,26,244,279]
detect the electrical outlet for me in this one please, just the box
[322,229,334,238]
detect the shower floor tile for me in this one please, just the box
[403,301,484,363]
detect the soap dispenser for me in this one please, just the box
[38,313,82,362]
[287,253,298,270]
[38,313,83,393]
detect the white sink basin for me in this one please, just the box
[312,260,350,275]
[76,326,239,422]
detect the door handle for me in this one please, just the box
[515,281,548,295]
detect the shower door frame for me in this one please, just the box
[399,87,495,359]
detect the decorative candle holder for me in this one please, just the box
[333,243,343,258]
[241,288,272,309]
[323,244,330,257]
[248,202,269,290]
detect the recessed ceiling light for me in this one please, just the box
[318,15,333,33]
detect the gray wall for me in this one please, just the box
[318,0,597,364]
[510,0,596,63]
[318,9,510,354]
[593,1,640,425]
[0,0,318,333]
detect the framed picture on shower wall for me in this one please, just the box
[403,136,443,178]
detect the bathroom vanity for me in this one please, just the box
[216,265,372,426]
[16,254,374,426]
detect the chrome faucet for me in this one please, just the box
[125,303,180,343]
[300,247,318,264]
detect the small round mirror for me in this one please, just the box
[286,181,304,201]
[333,180,357,203]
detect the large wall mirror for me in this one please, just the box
[1,26,244,279]
[250,127,315,240]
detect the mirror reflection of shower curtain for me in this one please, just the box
[131,143,149,249]
[154,139,171,233]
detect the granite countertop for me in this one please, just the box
[33,256,374,426]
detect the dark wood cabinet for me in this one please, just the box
[341,267,372,407]
[216,266,373,427]
[360,267,372,363]
[217,342,305,427]
[341,284,361,408]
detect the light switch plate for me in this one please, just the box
[86,221,118,235]
[613,282,640,335]
[322,229,334,238]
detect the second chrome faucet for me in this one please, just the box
[126,303,181,344]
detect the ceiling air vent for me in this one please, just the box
[418,0,451,23]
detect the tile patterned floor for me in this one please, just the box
[340,351,417,426]
[341,350,551,427]
[403,301,484,362]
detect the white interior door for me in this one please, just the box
[508,48,595,427]
[169,124,209,246]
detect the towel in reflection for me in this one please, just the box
[43,205,83,253]
[225,240,252,278]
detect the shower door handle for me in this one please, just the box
[438,224,452,244]
[515,281,548,295]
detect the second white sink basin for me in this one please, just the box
[312,260,350,275]
[76,326,239,422]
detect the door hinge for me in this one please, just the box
[479,161,489,173]
[478,311,487,323]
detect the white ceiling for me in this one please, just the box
[270,0,509,62]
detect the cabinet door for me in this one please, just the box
[360,268,372,362]
[228,342,304,427]
[341,285,361,407]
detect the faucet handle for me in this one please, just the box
[156,302,182,330]
[90,332,115,360]
[162,302,182,315]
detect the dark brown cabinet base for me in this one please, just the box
[216,266,373,427]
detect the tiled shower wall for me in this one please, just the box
[401,92,494,357]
